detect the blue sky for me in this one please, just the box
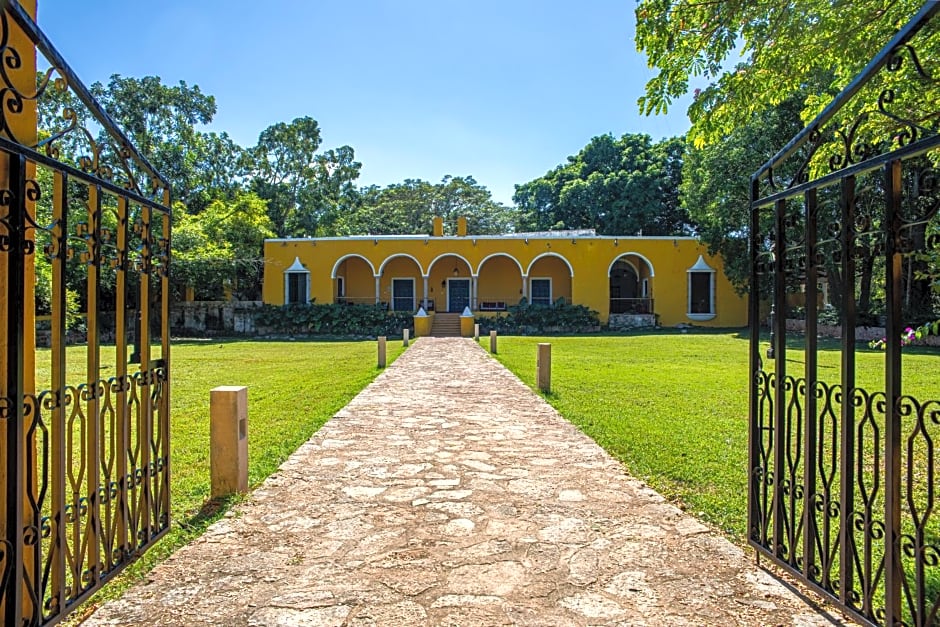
[36,0,693,206]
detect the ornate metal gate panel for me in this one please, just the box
[0,4,171,625]
[748,3,940,625]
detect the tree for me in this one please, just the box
[249,116,361,237]
[681,96,805,292]
[172,191,274,299]
[332,176,514,236]
[38,73,246,213]
[513,133,691,235]
[635,0,935,148]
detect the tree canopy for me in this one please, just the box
[334,176,514,236]
[635,0,935,147]
[513,133,691,235]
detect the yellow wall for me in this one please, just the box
[263,235,747,327]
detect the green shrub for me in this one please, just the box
[475,301,599,334]
[254,302,413,337]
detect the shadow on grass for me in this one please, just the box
[176,494,245,536]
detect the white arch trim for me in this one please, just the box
[607,252,655,278]
[526,252,574,277]
[427,252,474,276]
[377,253,424,276]
[475,252,524,276]
[330,254,377,279]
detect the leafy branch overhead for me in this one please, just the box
[635,0,937,148]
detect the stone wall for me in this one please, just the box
[785,318,940,347]
[608,313,656,330]
[170,301,263,336]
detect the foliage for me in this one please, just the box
[249,116,361,237]
[171,192,274,300]
[680,95,805,293]
[634,0,934,149]
[513,133,691,235]
[44,339,404,618]
[254,303,414,337]
[333,175,515,236]
[475,301,600,335]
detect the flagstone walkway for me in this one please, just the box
[85,337,850,626]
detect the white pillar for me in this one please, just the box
[521,275,528,302]
[471,275,478,310]
[375,276,381,304]
[423,276,429,309]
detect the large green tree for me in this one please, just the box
[635,0,935,148]
[249,116,361,237]
[333,176,514,236]
[172,191,274,300]
[513,133,690,235]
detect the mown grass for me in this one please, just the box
[34,337,404,621]
[486,330,938,540]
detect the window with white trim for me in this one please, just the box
[284,257,311,305]
[530,278,552,306]
[686,255,716,321]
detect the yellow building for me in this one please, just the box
[262,217,746,329]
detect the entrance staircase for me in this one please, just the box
[430,313,461,337]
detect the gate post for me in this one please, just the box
[210,386,249,498]
[537,343,551,393]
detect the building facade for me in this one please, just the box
[262,219,746,328]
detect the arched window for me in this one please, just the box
[687,255,716,321]
[284,257,311,304]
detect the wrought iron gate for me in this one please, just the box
[748,3,940,625]
[0,4,171,625]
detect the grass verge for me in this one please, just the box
[486,330,937,540]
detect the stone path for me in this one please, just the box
[86,338,850,626]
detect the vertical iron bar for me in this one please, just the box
[773,198,788,559]
[748,177,762,549]
[803,188,819,581]
[50,170,67,618]
[114,196,129,565]
[3,151,26,627]
[138,206,152,543]
[839,174,857,608]
[85,184,102,589]
[883,159,903,625]
[159,193,171,532]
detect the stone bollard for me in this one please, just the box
[490,330,497,354]
[403,328,410,347]
[474,323,479,341]
[537,343,551,393]
[378,336,387,368]
[210,386,248,499]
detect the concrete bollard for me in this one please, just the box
[490,330,497,354]
[210,386,248,499]
[378,336,387,368]
[537,343,551,393]
[403,328,410,347]
[474,323,479,341]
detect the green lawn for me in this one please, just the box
[37,337,405,621]
[486,330,938,539]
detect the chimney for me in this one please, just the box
[432,216,444,237]
[457,216,468,237]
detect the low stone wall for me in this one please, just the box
[170,301,263,336]
[785,318,940,346]
[608,313,656,330]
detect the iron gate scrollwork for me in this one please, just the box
[0,3,171,626]
[748,3,940,625]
